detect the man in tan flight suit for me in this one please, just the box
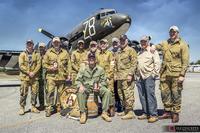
[115,35,137,120]
[96,39,115,116]
[18,40,41,115]
[152,26,189,123]
[43,37,71,117]
[71,40,88,87]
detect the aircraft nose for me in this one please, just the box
[120,14,131,24]
[112,13,132,27]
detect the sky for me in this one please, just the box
[0,0,199,62]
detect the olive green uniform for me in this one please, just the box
[156,38,189,113]
[19,51,41,107]
[43,48,71,110]
[96,50,115,106]
[115,46,137,111]
[75,65,111,113]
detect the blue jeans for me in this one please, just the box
[136,76,158,116]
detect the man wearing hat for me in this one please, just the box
[38,42,46,110]
[75,53,112,124]
[111,37,120,53]
[43,37,72,117]
[96,38,115,117]
[152,25,189,123]
[18,40,41,115]
[71,40,88,87]
[115,35,137,120]
[88,40,99,56]
[136,36,160,123]
[111,37,123,112]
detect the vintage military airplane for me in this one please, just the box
[0,8,132,73]
[39,8,131,50]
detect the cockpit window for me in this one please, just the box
[96,14,100,20]
[96,10,116,19]
[106,11,116,15]
[101,12,106,17]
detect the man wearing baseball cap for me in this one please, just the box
[111,37,120,53]
[18,39,41,115]
[38,42,46,110]
[71,40,87,87]
[136,35,160,123]
[76,52,112,124]
[88,40,99,55]
[115,34,137,120]
[43,37,72,117]
[96,39,115,116]
[152,25,189,123]
[110,37,123,112]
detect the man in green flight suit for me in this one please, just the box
[75,53,112,124]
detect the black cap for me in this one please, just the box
[119,34,128,40]
[88,52,96,59]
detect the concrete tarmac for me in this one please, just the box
[0,73,199,133]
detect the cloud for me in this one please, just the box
[125,0,200,61]
[0,0,199,61]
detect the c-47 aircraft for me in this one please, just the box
[0,8,132,72]
[39,8,131,50]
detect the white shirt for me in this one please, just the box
[137,46,161,79]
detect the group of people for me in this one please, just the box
[18,25,189,124]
